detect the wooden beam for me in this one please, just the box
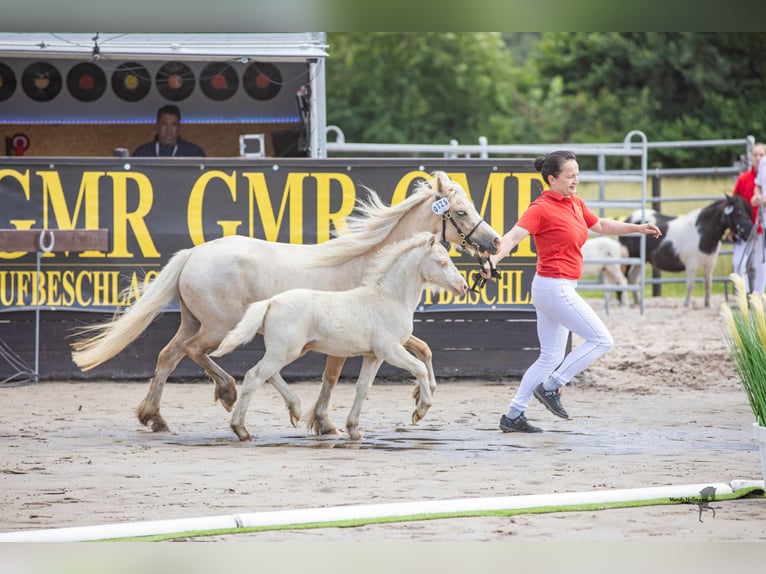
[0,229,109,253]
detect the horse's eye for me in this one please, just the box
[455,211,466,217]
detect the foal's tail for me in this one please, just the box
[70,248,195,371]
[210,300,270,358]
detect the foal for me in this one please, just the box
[211,232,468,441]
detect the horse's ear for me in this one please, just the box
[428,234,437,247]
[432,171,448,195]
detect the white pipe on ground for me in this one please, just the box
[0,481,759,543]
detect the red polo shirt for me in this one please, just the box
[732,167,762,234]
[517,191,599,280]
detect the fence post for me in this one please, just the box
[651,163,662,297]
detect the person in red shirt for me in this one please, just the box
[480,150,662,433]
[732,143,766,293]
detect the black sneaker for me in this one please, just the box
[499,413,543,433]
[533,383,570,419]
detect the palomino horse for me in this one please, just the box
[211,232,469,441]
[71,172,500,433]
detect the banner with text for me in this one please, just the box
[0,158,542,313]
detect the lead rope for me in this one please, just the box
[470,256,501,292]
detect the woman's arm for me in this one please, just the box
[480,224,530,278]
[591,218,662,238]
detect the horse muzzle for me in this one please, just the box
[451,279,469,296]
[468,234,500,257]
[736,221,754,242]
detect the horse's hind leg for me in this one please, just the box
[136,311,200,432]
[306,356,346,436]
[382,345,433,424]
[180,323,238,412]
[345,356,383,441]
[267,372,302,427]
[231,356,285,441]
[404,335,435,401]
[185,349,237,411]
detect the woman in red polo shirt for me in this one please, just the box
[480,150,662,433]
[732,143,766,293]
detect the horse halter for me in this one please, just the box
[435,196,485,254]
[433,194,499,292]
[723,201,751,242]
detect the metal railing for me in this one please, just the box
[326,128,755,310]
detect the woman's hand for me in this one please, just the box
[479,256,498,281]
[640,223,662,238]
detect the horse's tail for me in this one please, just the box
[210,300,270,358]
[71,248,194,371]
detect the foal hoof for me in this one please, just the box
[231,425,251,442]
[412,409,428,425]
[347,429,363,441]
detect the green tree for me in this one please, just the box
[531,32,766,165]
[325,32,521,146]
[325,33,766,168]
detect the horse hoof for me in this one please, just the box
[348,430,363,441]
[412,410,427,424]
[290,413,301,428]
[321,427,341,436]
[215,386,237,412]
[150,418,169,432]
[231,425,251,442]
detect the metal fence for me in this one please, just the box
[326,128,755,312]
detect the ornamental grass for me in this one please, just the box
[721,273,766,427]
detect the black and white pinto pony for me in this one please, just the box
[619,194,752,308]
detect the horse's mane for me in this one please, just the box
[309,177,439,267]
[360,232,433,287]
[697,194,749,225]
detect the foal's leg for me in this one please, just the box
[136,307,200,432]
[380,345,433,424]
[229,364,269,442]
[345,356,384,441]
[306,356,346,435]
[266,372,302,427]
[230,357,285,441]
[404,335,436,401]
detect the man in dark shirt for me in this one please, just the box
[132,104,205,157]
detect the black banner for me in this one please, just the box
[0,158,541,313]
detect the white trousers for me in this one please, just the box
[509,275,614,414]
[732,234,766,294]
